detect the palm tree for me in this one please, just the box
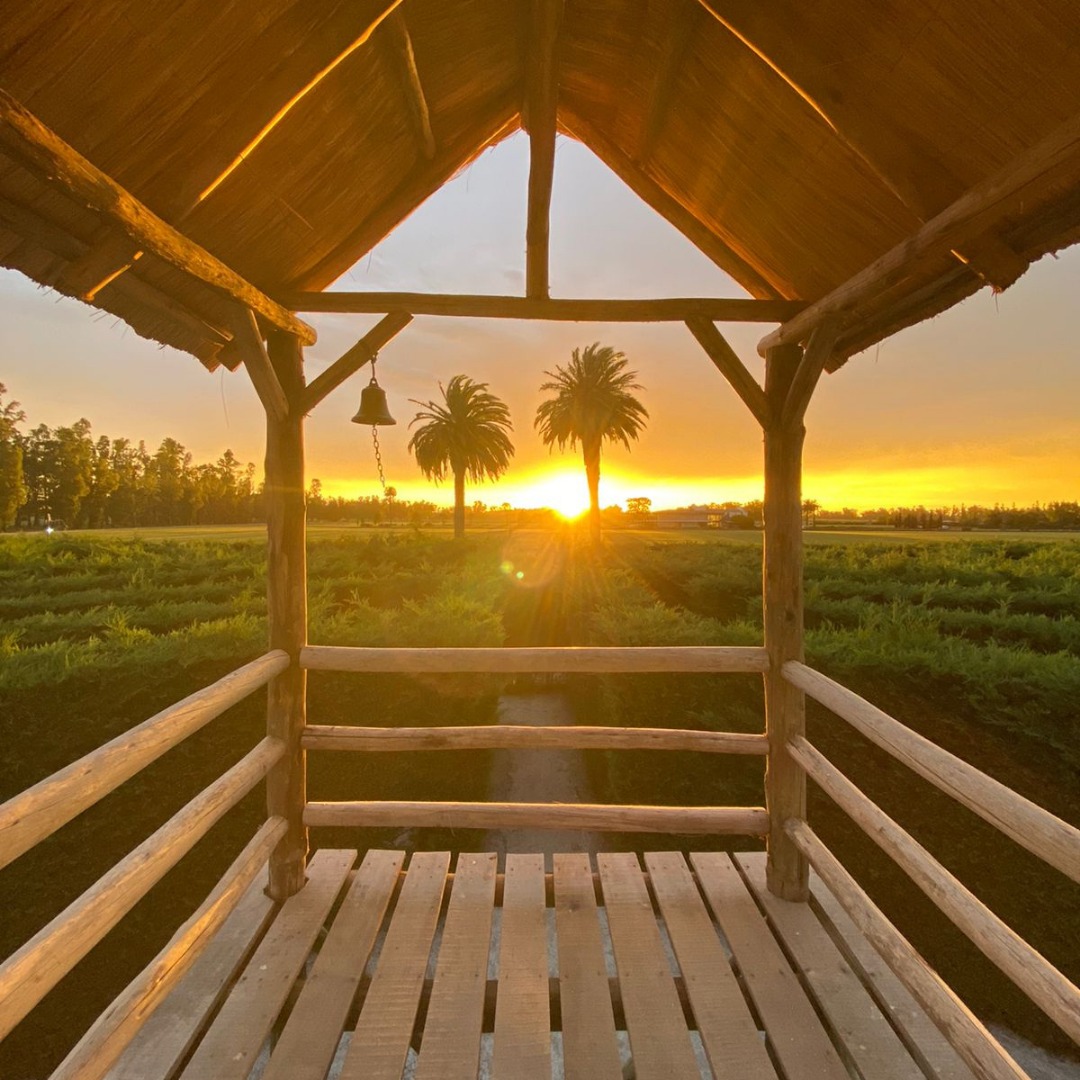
[408,375,515,539]
[534,343,648,542]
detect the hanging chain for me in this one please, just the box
[368,352,388,494]
[372,425,386,493]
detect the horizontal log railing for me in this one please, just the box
[0,737,284,1041]
[49,815,288,1080]
[301,644,769,673]
[788,736,1080,1046]
[0,650,289,872]
[304,801,769,835]
[787,821,1029,1080]
[302,724,769,754]
[783,661,1080,884]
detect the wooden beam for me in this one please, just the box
[685,316,771,428]
[0,195,234,369]
[303,724,769,755]
[280,291,804,322]
[305,801,769,835]
[560,108,787,299]
[380,9,435,160]
[789,736,1080,1045]
[0,652,288,872]
[0,738,283,1042]
[55,229,142,302]
[0,88,317,345]
[226,308,290,422]
[779,320,840,428]
[301,311,413,413]
[525,0,562,299]
[300,644,770,673]
[763,341,808,901]
[178,1,404,210]
[760,110,1080,354]
[637,7,698,163]
[784,661,1080,886]
[48,817,287,1080]
[787,822,1029,1080]
[264,332,308,902]
[286,102,519,291]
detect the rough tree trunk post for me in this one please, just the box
[763,342,809,901]
[584,443,601,543]
[453,470,465,539]
[265,331,308,900]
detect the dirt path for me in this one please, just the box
[482,688,603,866]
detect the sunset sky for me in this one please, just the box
[3,131,1078,513]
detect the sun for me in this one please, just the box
[524,471,590,519]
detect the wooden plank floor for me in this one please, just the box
[100,850,965,1080]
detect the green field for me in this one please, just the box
[1,527,1078,1073]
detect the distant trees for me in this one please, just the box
[408,375,515,539]
[626,496,653,522]
[535,343,648,543]
[0,384,26,528]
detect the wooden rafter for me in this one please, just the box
[0,89,316,346]
[525,0,562,299]
[55,229,142,302]
[285,102,519,292]
[694,0,1028,290]
[280,291,804,323]
[637,6,698,164]
[759,109,1080,355]
[380,9,435,161]
[301,312,414,413]
[685,316,771,428]
[560,109,789,299]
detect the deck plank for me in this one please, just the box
[261,849,404,1080]
[178,849,355,1080]
[597,852,700,1080]
[690,852,849,1080]
[553,853,623,1080]
[737,852,926,1080]
[492,853,551,1080]
[339,850,450,1080]
[810,875,979,1080]
[413,852,498,1080]
[644,851,778,1080]
[105,873,276,1080]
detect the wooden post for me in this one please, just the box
[265,331,308,900]
[763,342,808,900]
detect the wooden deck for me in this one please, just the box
[103,849,976,1080]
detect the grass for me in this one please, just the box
[1,525,1078,1073]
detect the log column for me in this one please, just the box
[264,330,308,900]
[763,342,808,901]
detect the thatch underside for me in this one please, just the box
[1,0,1078,369]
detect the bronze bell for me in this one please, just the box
[351,378,396,426]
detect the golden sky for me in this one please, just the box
[2,132,1078,512]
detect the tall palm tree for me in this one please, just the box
[408,375,515,539]
[534,343,648,542]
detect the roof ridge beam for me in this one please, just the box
[759,108,1080,356]
[525,0,563,299]
[0,88,316,346]
[380,9,435,161]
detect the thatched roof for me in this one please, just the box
[1,0,1078,369]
